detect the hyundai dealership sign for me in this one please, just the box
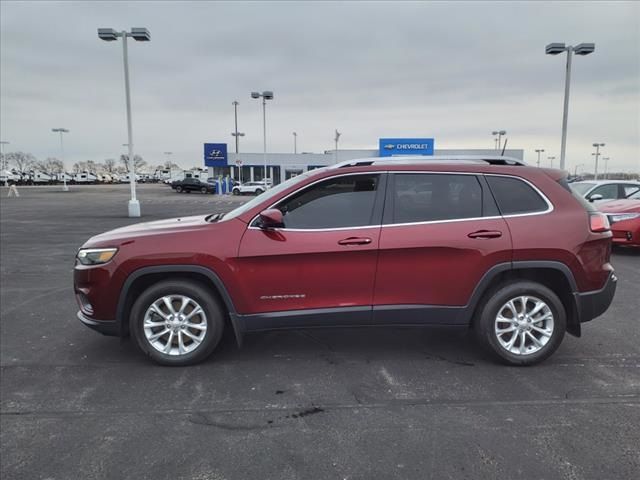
[204,143,228,167]
[378,138,434,157]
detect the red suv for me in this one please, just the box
[74,157,617,366]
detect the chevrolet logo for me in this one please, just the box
[383,144,395,150]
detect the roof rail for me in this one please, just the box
[334,155,527,169]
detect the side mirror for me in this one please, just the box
[589,193,603,202]
[258,208,284,229]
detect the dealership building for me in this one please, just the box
[204,138,524,185]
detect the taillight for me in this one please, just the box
[589,212,610,233]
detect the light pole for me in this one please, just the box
[98,27,150,217]
[574,163,584,177]
[492,130,506,151]
[0,141,8,186]
[231,101,245,183]
[51,128,69,191]
[293,132,297,154]
[548,156,556,168]
[535,149,545,167]
[602,157,610,179]
[546,42,595,171]
[592,142,605,180]
[334,130,341,164]
[251,91,274,186]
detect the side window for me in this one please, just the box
[623,185,640,198]
[486,176,549,215]
[274,174,380,229]
[391,174,482,223]
[589,184,618,200]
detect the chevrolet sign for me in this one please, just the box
[378,138,434,157]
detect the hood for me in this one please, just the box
[599,199,640,214]
[84,215,211,247]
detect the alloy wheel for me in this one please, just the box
[143,295,208,356]
[494,295,554,356]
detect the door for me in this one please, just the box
[237,173,386,322]
[373,173,512,322]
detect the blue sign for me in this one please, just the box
[378,138,434,157]
[204,143,227,167]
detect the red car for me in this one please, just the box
[599,190,640,247]
[74,157,617,366]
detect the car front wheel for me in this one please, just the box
[200,186,207,194]
[232,188,240,195]
[475,281,566,366]
[129,280,225,366]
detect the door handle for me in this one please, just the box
[338,237,372,246]
[467,230,502,239]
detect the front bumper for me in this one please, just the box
[574,272,617,324]
[77,311,119,336]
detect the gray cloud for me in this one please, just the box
[1,0,639,172]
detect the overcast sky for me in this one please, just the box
[1,0,639,172]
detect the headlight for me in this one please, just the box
[609,213,640,223]
[76,247,118,266]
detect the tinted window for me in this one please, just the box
[275,174,379,229]
[589,184,618,200]
[486,176,548,215]
[391,174,482,223]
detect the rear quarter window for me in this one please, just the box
[486,176,549,215]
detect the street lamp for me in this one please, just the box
[548,156,556,168]
[574,163,584,177]
[98,27,150,217]
[602,157,610,179]
[293,132,297,154]
[51,128,69,191]
[231,101,245,183]
[492,130,506,151]
[535,149,545,167]
[251,91,274,186]
[0,141,8,186]
[592,143,605,180]
[546,42,595,171]
[334,130,342,164]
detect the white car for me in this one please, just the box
[570,180,640,203]
[231,181,269,196]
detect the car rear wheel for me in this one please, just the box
[176,185,183,193]
[475,281,566,366]
[255,188,264,195]
[129,280,225,366]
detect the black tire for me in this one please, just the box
[200,186,207,194]
[129,280,225,366]
[176,185,183,193]
[474,281,566,366]
[255,188,264,195]
[232,188,239,196]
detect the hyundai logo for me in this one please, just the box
[208,149,222,158]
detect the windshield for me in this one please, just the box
[221,170,316,221]
[569,182,596,195]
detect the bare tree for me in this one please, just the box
[6,152,37,173]
[103,158,116,173]
[86,160,97,173]
[120,154,146,173]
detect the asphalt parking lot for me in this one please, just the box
[1,184,639,480]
